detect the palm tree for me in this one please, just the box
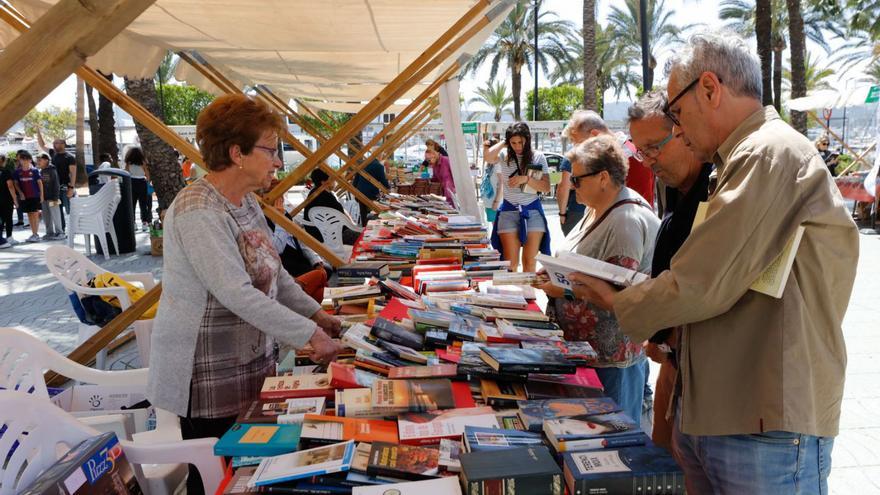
[582,0,598,111]
[463,0,578,120]
[550,25,641,114]
[862,59,880,83]
[606,0,687,87]
[155,51,178,123]
[755,0,774,107]
[467,80,514,121]
[784,52,835,91]
[786,0,808,134]
[720,0,838,111]
[75,77,85,183]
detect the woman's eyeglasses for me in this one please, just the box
[570,169,602,188]
[253,145,281,160]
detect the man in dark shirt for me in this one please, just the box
[352,158,390,226]
[627,90,711,452]
[51,139,76,232]
[304,168,360,245]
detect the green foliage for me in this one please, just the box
[525,84,584,120]
[784,52,835,91]
[299,108,352,134]
[467,80,514,121]
[21,106,75,140]
[160,84,215,125]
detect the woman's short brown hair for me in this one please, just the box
[196,94,285,172]
[565,134,628,187]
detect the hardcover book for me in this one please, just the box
[517,397,619,433]
[337,261,390,279]
[366,442,440,480]
[459,446,564,495]
[260,374,334,400]
[563,447,684,495]
[300,414,398,445]
[351,476,462,494]
[397,407,500,445]
[462,426,543,453]
[370,379,455,413]
[214,423,303,457]
[479,347,576,375]
[249,441,356,487]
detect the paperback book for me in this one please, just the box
[214,423,303,457]
[462,426,544,453]
[366,442,440,480]
[516,397,619,433]
[397,407,500,445]
[249,441,356,487]
[237,398,326,425]
[479,347,576,375]
[536,252,649,289]
[370,379,456,413]
[543,412,646,453]
[260,374,334,400]
[300,414,398,446]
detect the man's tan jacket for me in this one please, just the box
[615,107,859,437]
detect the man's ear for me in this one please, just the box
[700,72,723,109]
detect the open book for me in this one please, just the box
[536,253,649,289]
[691,202,805,299]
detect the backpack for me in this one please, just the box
[480,164,496,200]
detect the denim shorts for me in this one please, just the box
[497,209,546,234]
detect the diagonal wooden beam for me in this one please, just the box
[266,0,495,203]
[0,0,157,133]
[258,197,345,267]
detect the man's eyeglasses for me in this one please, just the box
[662,76,722,127]
[635,131,674,160]
[570,169,602,188]
[253,145,281,160]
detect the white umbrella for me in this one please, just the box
[787,85,878,111]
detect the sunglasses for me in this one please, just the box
[662,75,722,127]
[570,169,602,188]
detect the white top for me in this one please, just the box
[127,163,147,179]
[97,161,112,184]
[496,149,549,206]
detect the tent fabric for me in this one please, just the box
[439,78,480,219]
[787,86,877,111]
[1,0,509,105]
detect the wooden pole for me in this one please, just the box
[266,0,493,203]
[838,142,876,176]
[808,111,872,169]
[0,0,157,133]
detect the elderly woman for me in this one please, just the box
[425,141,456,206]
[147,94,342,493]
[535,134,659,423]
[484,122,551,272]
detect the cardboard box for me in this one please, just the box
[50,384,155,433]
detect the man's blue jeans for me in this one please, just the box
[672,406,834,494]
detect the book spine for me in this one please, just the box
[473,474,560,495]
[577,472,685,495]
[337,269,384,278]
[561,434,646,452]
[399,434,446,446]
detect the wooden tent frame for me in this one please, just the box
[0,0,492,383]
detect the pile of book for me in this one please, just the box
[214,201,683,495]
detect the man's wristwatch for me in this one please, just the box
[563,288,575,301]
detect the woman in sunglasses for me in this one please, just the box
[535,134,659,424]
[484,122,551,272]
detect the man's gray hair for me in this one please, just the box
[564,110,608,139]
[665,31,762,101]
[627,90,670,126]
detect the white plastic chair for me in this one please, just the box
[302,206,363,261]
[68,180,121,260]
[45,245,154,369]
[0,327,187,495]
[342,197,361,225]
[0,391,223,495]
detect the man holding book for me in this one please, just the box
[627,89,713,452]
[569,31,858,494]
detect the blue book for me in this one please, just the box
[463,426,543,452]
[251,441,356,487]
[213,423,302,457]
[543,412,645,453]
[562,446,684,494]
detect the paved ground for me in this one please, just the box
[1,195,878,491]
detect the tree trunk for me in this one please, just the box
[75,76,86,184]
[786,0,808,134]
[772,44,783,111]
[124,77,185,212]
[85,83,101,166]
[512,65,522,121]
[97,71,119,164]
[582,0,598,111]
[755,0,774,107]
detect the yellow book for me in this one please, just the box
[750,226,806,298]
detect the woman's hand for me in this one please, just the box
[311,310,343,337]
[508,175,529,187]
[568,273,618,311]
[307,328,342,365]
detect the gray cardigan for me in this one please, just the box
[147,180,320,417]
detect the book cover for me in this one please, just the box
[521,341,598,365]
[459,446,563,495]
[517,397,619,433]
[338,261,390,278]
[214,423,303,457]
[490,308,550,322]
[335,388,384,419]
[480,348,575,375]
[366,442,440,480]
[536,252,649,289]
[260,374,333,400]
[750,225,806,298]
[221,467,258,494]
[439,439,462,472]
[479,379,527,407]
[351,476,462,495]
[388,364,458,379]
[300,414,398,445]
[456,351,528,382]
[249,441,356,487]
[20,432,142,495]
[544,412,644,452]
[528,367,604,391]
[371,318,425,350]
[463,426,543,453]
[350,442,373,474]
[237,398,326,425]
[370,379,455,413]
[563,447,684,495]
[329,362,363,389]
[397,407,500,445]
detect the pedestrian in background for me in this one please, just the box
[12,150,43,243]
[125,146,153,232]
[36,152,64,240]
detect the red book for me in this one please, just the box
[329,362,361,389]
[529,367,603,391]
[452,381,476,408]
[377,297,412,322]
[435,349,460,363]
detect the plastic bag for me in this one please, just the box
[92,273,158,319]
